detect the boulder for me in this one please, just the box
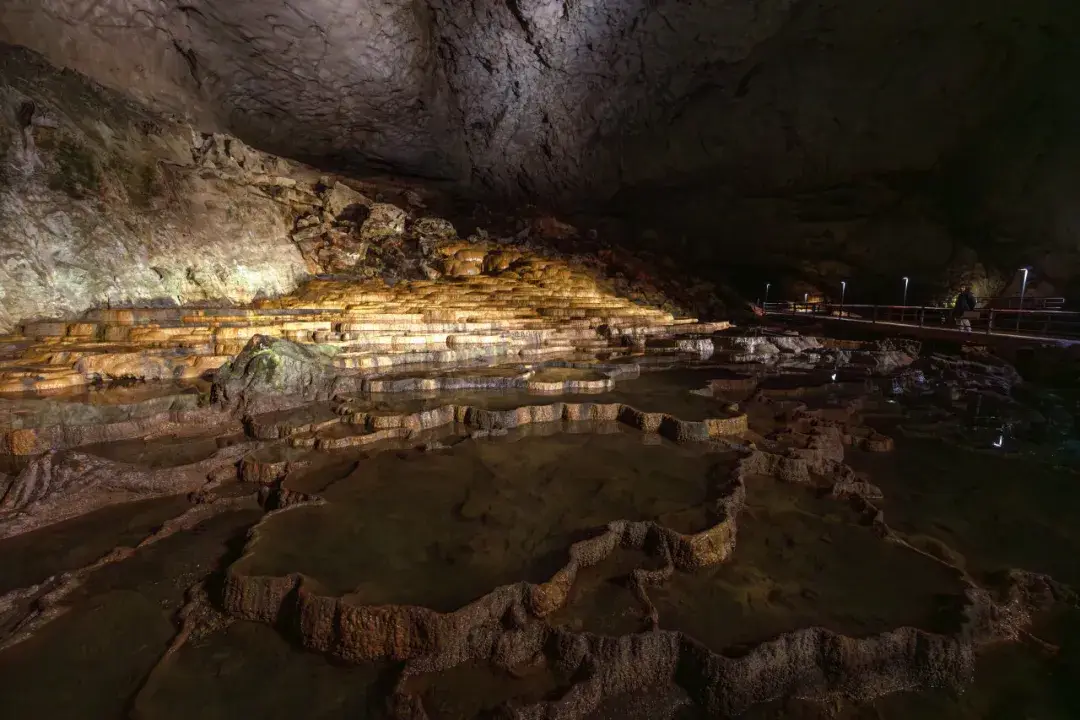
[359,203,407,242]
[212,335,361,413]
[413,217,459,257]
[412,217,458,240]
[323,181,370,221]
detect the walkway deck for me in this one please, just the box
[764,303,1080,349]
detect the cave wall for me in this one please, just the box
[0,0,215,127]
[602,0,1080,300]
[0,45,309,332]
[3,0,1080,303]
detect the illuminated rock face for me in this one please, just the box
[0,42,729,334]
[0,46,310,332]
[0,239,730,398]
[5,0,1080,293]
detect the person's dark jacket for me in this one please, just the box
[954,290,977,315]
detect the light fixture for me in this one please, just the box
[840,281,847,315]
[1017,267,1030,331]
[902,276,909,306]
[993,434,1004,448]
[764,282,770,305]
[830,372,837,382]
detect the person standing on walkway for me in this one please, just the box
[954,285,977,332]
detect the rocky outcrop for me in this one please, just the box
[211,336,359,415]
[0,42,734,334]
[0,44,315,333]
[0,317,1073,716]
[0,236,728,396]
[5,1,1080,295]
[0,443,253,538]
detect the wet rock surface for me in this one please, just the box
[0,276,1078,718]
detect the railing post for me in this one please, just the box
[919,307,925,327]
[872,305,877,324]
[986,310,993,335]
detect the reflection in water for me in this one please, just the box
[745,611,1080,719]
[548,546,660,636]
[343,367,741,421]
[0,510,260,719]
[848,430,1080,588]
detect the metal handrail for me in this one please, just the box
[979,296,1066,309]
[762,301,1080,341]
[778,302,1078,316]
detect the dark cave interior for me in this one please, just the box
[2,4,1080,720]
[4,0,1080,306]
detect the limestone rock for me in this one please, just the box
[771,335,823,354]
[358,203,406,243]
[419,262,441,280]
[413,217,458,258]
[412,217,457,241]
[5,3,1080,292]
[212,335,360,413]
[193,133,290,177]
[532,216,578,241]
[293,227,368,275]
[323,181,370,221]
[0,444,252,538]
[483,251,521,274]
[0,45,309,332]
[850,350,916,376]
[677,338,714,360]
[0,244,718,396]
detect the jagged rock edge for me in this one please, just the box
[220,408,1065,717]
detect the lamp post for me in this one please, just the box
[840,281,847,317]
[764,282,770,306]
[1016,267,1030,331]
[902,276,909,322]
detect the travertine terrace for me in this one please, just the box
[0,246,725,398]
[1,265,1075,717]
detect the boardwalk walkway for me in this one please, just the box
[763,303,1080,347]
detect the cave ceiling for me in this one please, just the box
[3,0,1080,290]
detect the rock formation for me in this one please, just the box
[1,40,738,333]
[0,233,729,398]
[2,8,1080,715]
[1,304,1075,716]
[0,45,318,332]
[218,399,1067,719]
[5,1,1080,297]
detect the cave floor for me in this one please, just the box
[0,347,1077,719]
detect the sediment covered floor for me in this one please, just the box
[0,269,1078,719]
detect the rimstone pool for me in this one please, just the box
[0,313,1077,719]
